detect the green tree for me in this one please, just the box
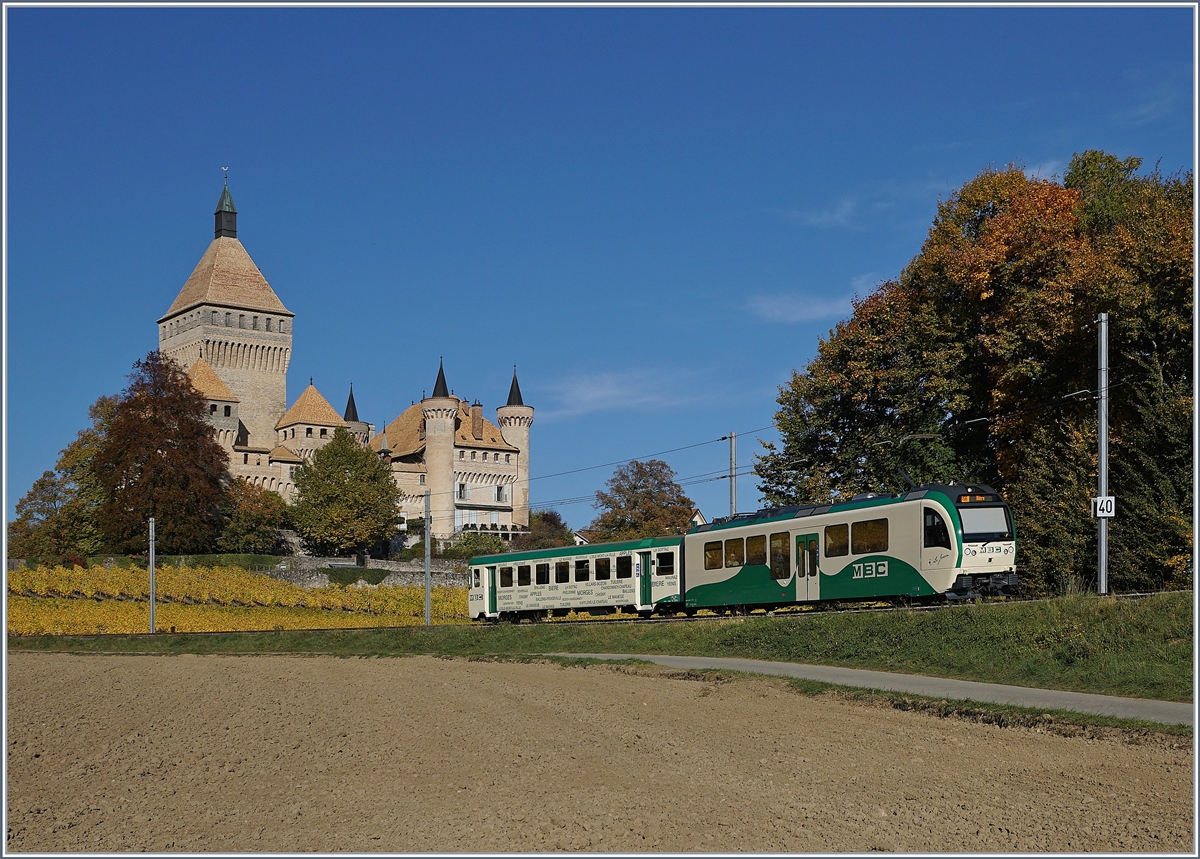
[511,509,576,551]
[218,477,288,554]
[290,427,401,556]
[92,352,229,554]
[442,530,507,560]
[587,459,695,542]
[757,152,1192,595]
[7,395,117,558]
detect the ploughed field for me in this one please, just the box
[6,653,1192,853]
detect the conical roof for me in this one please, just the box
[344,384,360,422]
[161,237,291,321]
[506,368,525,407]
[215,185,237,214]
[431,360,450,398]
[187,356,238,402]
[276,383,347,429]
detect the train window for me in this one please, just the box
[704,541,723,570]
[555,561,570,584]
[473,569,480,588]
[746,535,766,566]
[807,539,819,577]
[535,563,550,585]
[825,524,849,557]
[499,566,514,588]
[924,509,952,550]
[595,558,611,580]
[616,556,633,578]
[656,552,675,575]
[724,538,745,568]
[517,565,531,586]
[575,559,591,582]
[852,518,889,555]
[769,533,791,580]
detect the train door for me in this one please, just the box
[637,551,653,609]
[921,506,955,582]
[795,533,819,601]
[487,566,498,615]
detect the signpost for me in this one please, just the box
[424,490,432,627]
[1096,312,1110,595]
[148,517,156,634]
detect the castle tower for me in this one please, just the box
[496,368,534,527]
[421,360,459,539]
[158,184,293,458]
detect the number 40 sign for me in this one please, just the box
[1091,496,1116,519]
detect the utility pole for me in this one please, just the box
[148,517,156,634]
[424,490,432,626]
[729,431,737,517]
[1097,313,1110,595]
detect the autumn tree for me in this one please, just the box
[757,151,1192,595]
[289,427,401,556]
[511,509,576,551]
[92,352,229,554]
[587,459,695,542]
[218,477,289,554]
[7,395,117,558]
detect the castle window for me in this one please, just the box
[239,314,245,329]
[212,311,219,325]
[458,483,469,500]
[320,428,327,437]
[266,318,272,332]
[491,512,499,526]
[306,428,313,437]
[420,474,425,485]
[252,316,259,330]
[224,405,231,417]
[505,454,511,464]
[243,454,249,464]
[225,312,232,326]
[471,451,476,461]
[494,453,500,462]
[496,486,507,503]
[469,511,478,525]
[459,451,465,460]
[210,404,217,414]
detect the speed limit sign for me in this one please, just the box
[1091,496,1116,518]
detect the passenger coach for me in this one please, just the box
[469,482,1016,621]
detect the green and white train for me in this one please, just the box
[468,482,1016,622]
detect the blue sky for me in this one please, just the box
[4,5,1195,528]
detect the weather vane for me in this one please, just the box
[221,166,229,185]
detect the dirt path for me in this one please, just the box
[6,653,1193,853]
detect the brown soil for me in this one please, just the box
[5,653,1193,853]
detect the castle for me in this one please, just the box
[157,185,533,542]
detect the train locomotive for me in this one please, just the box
[468,482,1016,622]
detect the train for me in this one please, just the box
[467,482,1016,622]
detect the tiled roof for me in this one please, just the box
[187,357,238,402]
[269,445,303,463]
[369,399,518,458]
[276,384,348,430]
[161,236,291,320]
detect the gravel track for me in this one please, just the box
[6,653,1193,853]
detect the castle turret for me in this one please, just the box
[496,368,534,526]
[343,383,372,443]
[422,359,459,540]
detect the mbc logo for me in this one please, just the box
[852,561,889,579]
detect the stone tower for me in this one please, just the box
[158,184,293,456]
[496,368,534,527]
[421,360,460,539]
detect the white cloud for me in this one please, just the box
[536,369,702,421]
[1024,160,1062,181]
[745,273,878,324]
[770,198,858,229]
[1114,84,1180,126]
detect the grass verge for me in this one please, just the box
[9,592,1192,703]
